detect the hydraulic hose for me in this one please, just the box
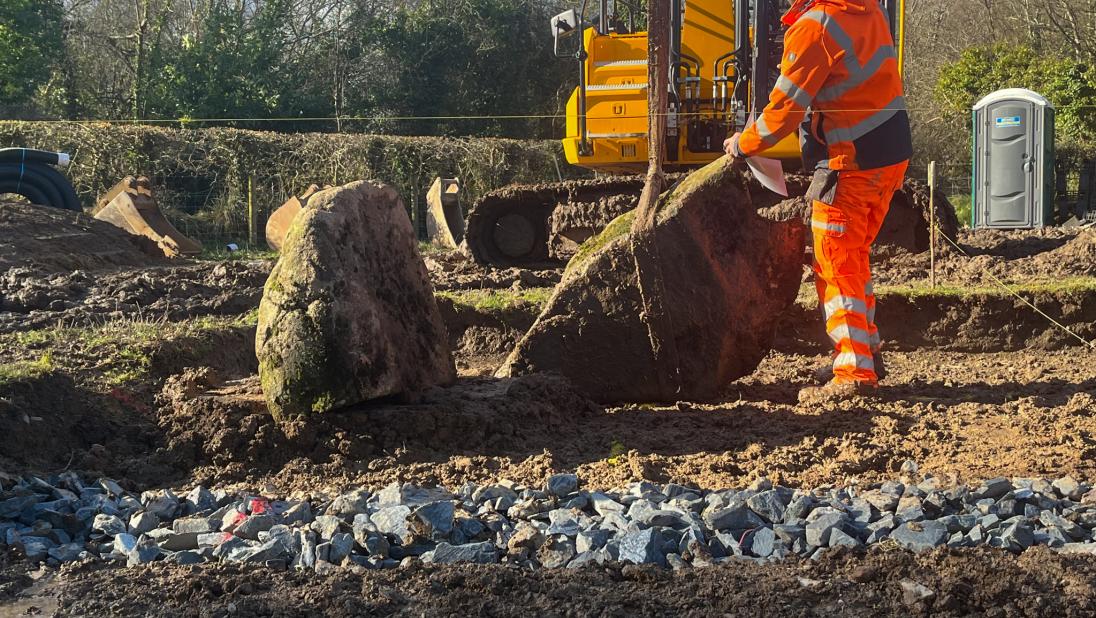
[0,148,81,212]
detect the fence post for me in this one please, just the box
[928,161,937,289]
[248,175,256,248]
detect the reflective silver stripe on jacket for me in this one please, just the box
[753,115,780,146]
[816,46,897,103]
[799,9,905,142]
[776,74,813,109]
[825,96,907,144]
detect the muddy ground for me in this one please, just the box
[9,346,1093,497]
[3,203,1096,615]
[874,227,1096,287]
[31,547,1096,616]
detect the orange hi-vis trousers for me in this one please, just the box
[812,160,909,384]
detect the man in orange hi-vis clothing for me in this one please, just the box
[724,0,912,403]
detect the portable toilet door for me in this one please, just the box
[972,88,1055,228]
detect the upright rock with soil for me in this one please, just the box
[498,159,804,403]
[256,180,456,421]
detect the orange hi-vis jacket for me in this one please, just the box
[737,0,912,171]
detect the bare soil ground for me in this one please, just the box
[0,202,163,273]
[42,547,1096,617]
[3,206,1096,616]
[874,227,1096,286]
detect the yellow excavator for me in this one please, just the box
[463,0,956,266]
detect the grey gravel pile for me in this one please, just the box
[4,467,1096,571]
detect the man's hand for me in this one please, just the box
[723,132,743,158]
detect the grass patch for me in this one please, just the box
[0,353,55,385]
[0,313,256,390]
[878,276,1096,298]
[436,288,553,313]
[607,439,628,466]
[419,242,455,257]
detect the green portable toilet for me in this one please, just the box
[972,88,1055,228]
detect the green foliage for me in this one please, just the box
[949,194,972,228]
[0,0,62,110]
[147,0,296,122]
[935,44,1096,160]
[197,247,279,262]
[7,0,572,140]
[607,439,627,465]
[357,0,571,138]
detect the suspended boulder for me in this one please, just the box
[498,159,805,403]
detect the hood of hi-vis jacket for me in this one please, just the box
[783,0,868,26]
[739,0,912,170]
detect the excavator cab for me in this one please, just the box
[554,0,906,173]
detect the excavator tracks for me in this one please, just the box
[464,174,959,268]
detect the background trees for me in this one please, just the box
[3,0,570,137]
[0,0,63,115]
[4,0,1096,163]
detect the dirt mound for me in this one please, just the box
[4,341,1096,505]
[134,345,1096,495]
[0,373,157,475]
[425,251,561,291]
[154,373,602,491]
[0,323,256,483]
[44,546,1096,616]
[0,201,164,272]
[874,228,1096,287]
[0,261,270,332]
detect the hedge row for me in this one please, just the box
[0,122,575,245]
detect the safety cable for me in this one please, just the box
[930,223,1096,349]
[15,101,1096,126]
[0,105,1067,126]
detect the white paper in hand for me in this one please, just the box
[745,156,788,197]
[741,111,788,197]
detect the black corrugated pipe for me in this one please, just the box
[0,148,81,212]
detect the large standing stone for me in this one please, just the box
[256,181,456,420]
[497,160,804,402]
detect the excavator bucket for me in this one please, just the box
[266,185,324,252]
[93,177,202,258]
[425,177,464,249]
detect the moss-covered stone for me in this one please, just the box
[255,181,456,422]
